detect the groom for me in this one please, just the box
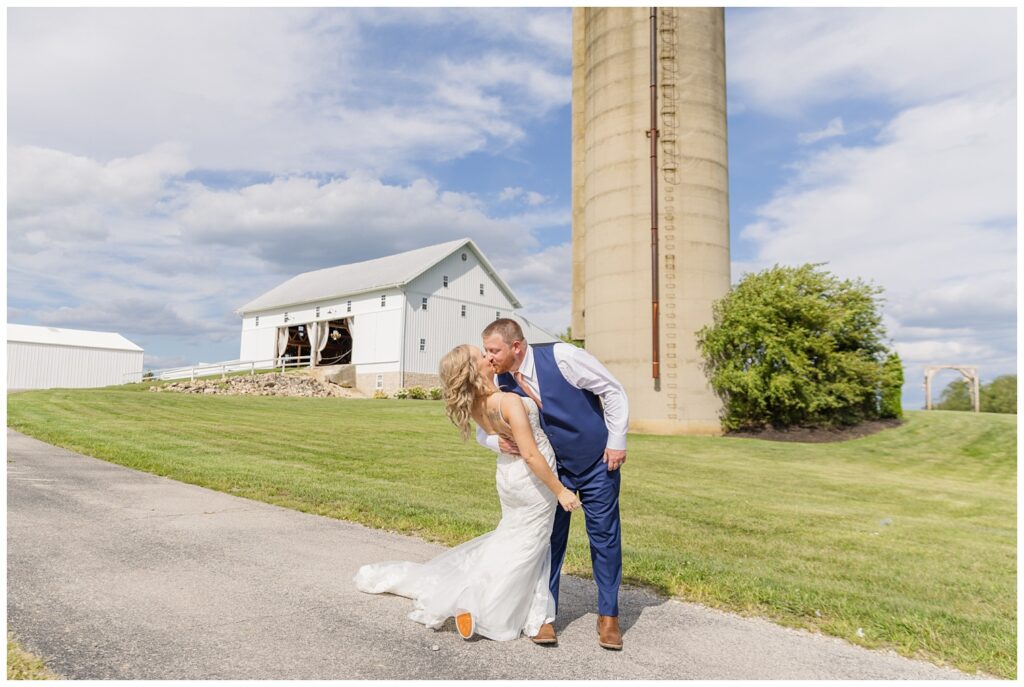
[477,318,628,650]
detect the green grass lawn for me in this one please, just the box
[7,634,59,680]
[7,385,1016,677]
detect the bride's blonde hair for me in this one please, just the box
[438,344,491,441]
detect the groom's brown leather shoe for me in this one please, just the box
[531,623,557,645]
[597,615,622,650]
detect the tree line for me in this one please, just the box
[937,375,1016,414]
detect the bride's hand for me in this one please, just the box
[558,488,582,512]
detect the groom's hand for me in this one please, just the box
[603,448,626,471]
[499,436,521,455]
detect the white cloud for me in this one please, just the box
[893,325,1016,408]
[738,92,1015,400]
[497,187,550,207]
[798,117,846,145]
[437,52,571,118]
[729,8,1015,115]
[728,8,1016,406]
[741,94,1015,288]
[467,8,572,57]
[9,9,338,168]
[8,144,188,227]
[729,6,1015,409]
[895,338,1001,367]
[7,143,575,345]
[175,174,530,271]
[503,208,571,234]
[495,242,573,334]
[359,8,571,58]
[142,353,196,371]
[499,186,524,201]
[37,300,227,338]
[516,10,573,55]
[9,231,267,345]
[8,8,570,176]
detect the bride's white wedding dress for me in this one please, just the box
[353,396,557,641]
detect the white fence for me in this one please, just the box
[124,355,315,384]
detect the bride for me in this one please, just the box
[353,344,581,642]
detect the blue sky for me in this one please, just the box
[6,8,1017,408]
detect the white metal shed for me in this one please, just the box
[7,324,144,390]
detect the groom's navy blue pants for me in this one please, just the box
[550,455,621,617]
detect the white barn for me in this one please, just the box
[236,238,557,395]
[7,324,144,390]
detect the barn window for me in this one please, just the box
[419,338,426,352]
[460,305,466,318]
[461,253,468,261]
[315,306,320,318]
[496,311,501,319]
[255,317,260,327]
[346,300,352,313]
[284,312,290,323]
[443,275,449,288]
[479,283,484,296]
[380,295,386,308]
[421,297,428,311]
[375,374,384,390]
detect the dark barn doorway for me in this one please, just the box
[281,319,351,366]
[318,319,352,365]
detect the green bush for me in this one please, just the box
[372,390,388,399]
[981,375,1016,414]
[394,388,410,399]
[879,352,904,419]
[936,380,972,411]
[429,387,443,400]
[407,386,428,400]
[696,264,894,430]
[938,374,1016,414]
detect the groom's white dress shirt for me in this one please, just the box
[476,342,629,454]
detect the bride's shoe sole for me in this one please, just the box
[455,611,475,640]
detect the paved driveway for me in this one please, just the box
[7,429,978,679]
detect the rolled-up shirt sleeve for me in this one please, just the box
[554,343,629,451]
[475,425,501,454]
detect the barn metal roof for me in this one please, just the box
[7,324,144,352]
[236,238,522,314]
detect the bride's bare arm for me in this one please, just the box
[499,394,581,512]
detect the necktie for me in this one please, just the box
[514,370,543,409]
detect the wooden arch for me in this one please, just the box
[924,365,980,412]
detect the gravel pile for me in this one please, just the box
[149,373,364,398]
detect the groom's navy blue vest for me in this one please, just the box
[498,343,608,475]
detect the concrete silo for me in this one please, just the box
[571,7,730,435]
